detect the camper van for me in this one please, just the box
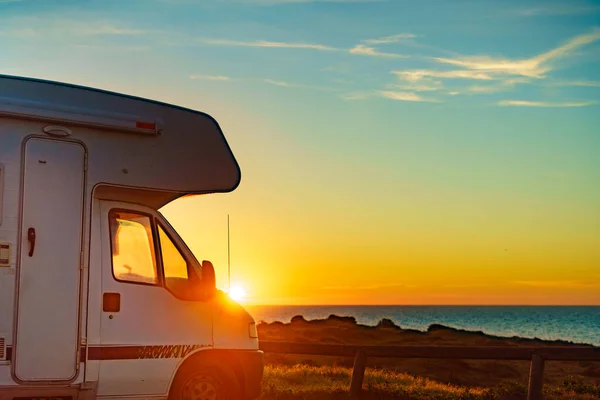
[0,75,263,400]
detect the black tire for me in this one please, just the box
[169,361,242,400]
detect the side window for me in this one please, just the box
[158,224,197,298]
[109,210,158,285]
[158,225,188,279]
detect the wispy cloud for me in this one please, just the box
[504,77,532,85]
[350,44,407,58]
[188,74,337,91]
[434,30,600,79]
[549,80,600,87]
[388,84,443,92]
[190,74,231,81]
[72,44,149,52]
[198,35,413,58]
[188,73,338,91]
[362,33,417,45]
[498,100,597,107]
[515,5,600,16]
[340,91,376,100]
[384,30,600,105]
[386,78,444,92]
[393,70,494,81]
[0,20,145,37]
[77,23,145,36]
[379,91,438,102]
[263,78,337,90]
[341,90,439,102]
[198,38,339,51]
[440,77,530,96]
[513,280,600,288]
[468,85,506,94]
[348,32,415,58]
[225,0,386,4]
[469,80,527,93]
[263,79,295,87]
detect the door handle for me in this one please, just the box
[27,227,36,257]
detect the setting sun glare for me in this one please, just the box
[228,285,247,302]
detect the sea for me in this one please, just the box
[244,305,600,347]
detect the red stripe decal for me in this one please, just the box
[88,344,209,360]
[5,344,210,362]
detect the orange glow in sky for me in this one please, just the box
[160,186,600,306]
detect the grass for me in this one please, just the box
[259,364,600,400]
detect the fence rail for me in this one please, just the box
[259,341,600,400]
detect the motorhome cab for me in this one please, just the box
[0,75,263,400]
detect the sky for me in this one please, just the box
[2,0,599,305]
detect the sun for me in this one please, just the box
[228,285,247,302]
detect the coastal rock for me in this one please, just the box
[376,318,400,329]
[290,315,307,323]
[326,314,357,324]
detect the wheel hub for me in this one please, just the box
[182,374,220,400]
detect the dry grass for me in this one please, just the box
[258,364,600,400]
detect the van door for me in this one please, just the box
[96,201,214,397]
[13,137,86,382]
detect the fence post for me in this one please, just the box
[349,349,367,398]
[527,354,545,400]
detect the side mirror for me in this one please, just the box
[201,260,216,298]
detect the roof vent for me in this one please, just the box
[43,125,72,137]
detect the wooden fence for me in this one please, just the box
[259,341,600,400]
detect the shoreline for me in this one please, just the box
[257,314,599,348]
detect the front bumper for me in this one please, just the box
[236,349,264,399]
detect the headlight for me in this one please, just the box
[248,322,258,338]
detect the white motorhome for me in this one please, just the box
[0,75,263,400]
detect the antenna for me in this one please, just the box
[227,214,231,292]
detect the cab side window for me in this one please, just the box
[109,210,158,285]
[156,224,202,300]
[158,224,189,289]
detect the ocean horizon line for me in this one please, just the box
[244,304,600,307]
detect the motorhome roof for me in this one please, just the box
[0,74,215,118]
[0,74,241,208]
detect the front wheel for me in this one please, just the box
[170,362,241,400]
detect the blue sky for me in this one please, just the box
[2,0,599,304]
[3,0,599,107]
